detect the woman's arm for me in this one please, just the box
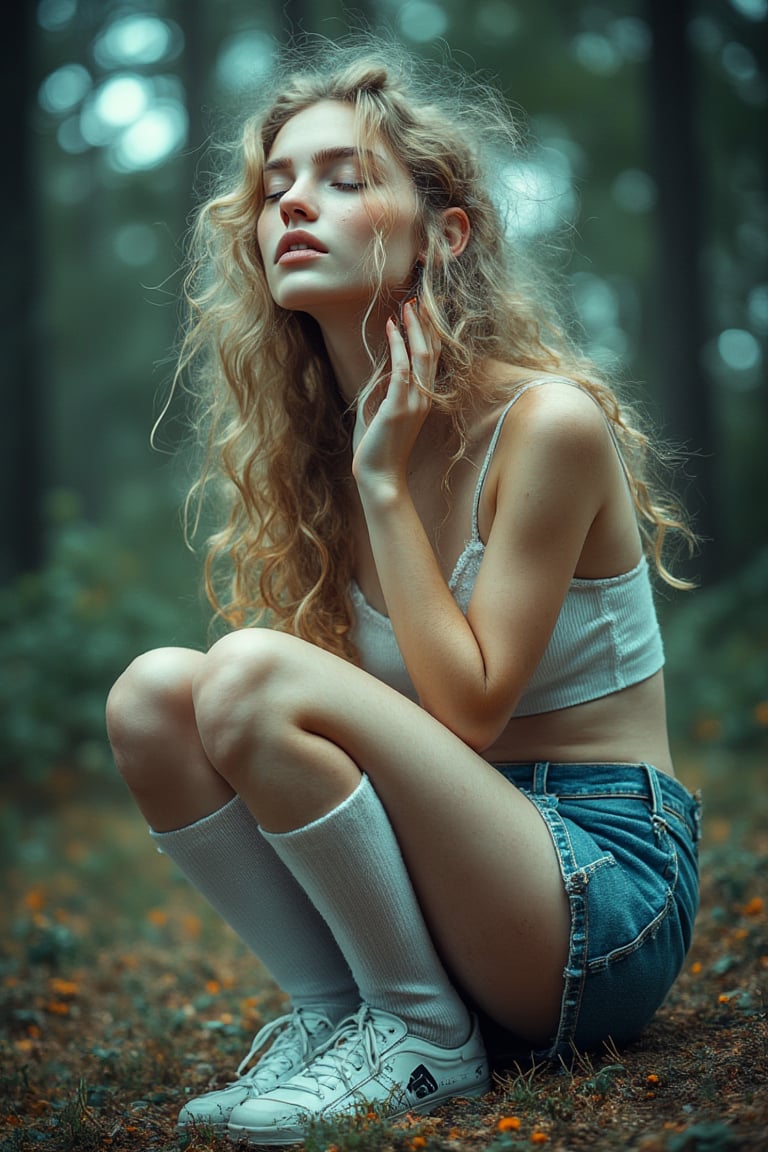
[353,309,613,751]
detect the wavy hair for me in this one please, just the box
[171,37,694,660]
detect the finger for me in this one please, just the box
[403,302,439,391]
[382,318,430,420]
[385,317,412,393]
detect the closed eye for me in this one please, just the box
[263,180,363,202]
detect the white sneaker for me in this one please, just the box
[226,1004,490,1145]
[178,1007,335,1133]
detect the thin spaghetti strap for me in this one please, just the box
[469,376,633,539]
[470,379,562,538]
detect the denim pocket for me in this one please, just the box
[502,765,701,1059]
[555,797,680,971]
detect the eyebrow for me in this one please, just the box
[263,146,385,175]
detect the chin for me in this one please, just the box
[275,286,371,320]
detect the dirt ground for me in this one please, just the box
[1,752,766,1152]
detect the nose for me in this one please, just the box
[279,178,318,224]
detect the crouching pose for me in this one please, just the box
[106,38,701,1146]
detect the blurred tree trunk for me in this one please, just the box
[646,0,718,583]
[1,4,44,580]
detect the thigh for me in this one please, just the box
[199,629,571,1044]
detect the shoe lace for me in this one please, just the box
[299,1005,394,1096]
[232,1009,317,1087]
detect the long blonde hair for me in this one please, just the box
[172,38,694,659]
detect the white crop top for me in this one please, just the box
[349,380,665,716]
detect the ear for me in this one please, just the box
[441,207,471,257]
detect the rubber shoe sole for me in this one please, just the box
[227,1006,490,1145]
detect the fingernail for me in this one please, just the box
[404,297,417,312]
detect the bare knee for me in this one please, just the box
[192,629,297,785]
[106,647,204,782]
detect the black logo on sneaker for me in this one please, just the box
[407,1064,438,1099]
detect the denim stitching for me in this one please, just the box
[651,814,681,889]
[587,887,677,972]
[493,763,701,844]
[523,788,606,1060]
[497,762,700,1059]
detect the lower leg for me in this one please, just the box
[228,775,488,1142]
[106,648,359,1013]
[193,644,474,1047]
[107,648,362,1129]
[151,797,359,1016]
[241,760,472,1046]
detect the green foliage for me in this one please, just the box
[577,1062,626,1098]
[302,1100,423,1152]
[661,548,768,750]
[54,1078,104,1151]
[0,500,205,783]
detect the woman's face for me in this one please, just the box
[256,100,421,322]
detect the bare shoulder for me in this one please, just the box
[497,378,616,472]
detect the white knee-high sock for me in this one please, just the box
[151,796,359,1018]
[261,774,471,1047]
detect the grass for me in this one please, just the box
[0,748,766,1151]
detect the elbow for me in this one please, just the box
[461,675,524,752]
[424,692,518,755]
[416,658,525,753]
[461,728,497,756]
[459,718,512,755]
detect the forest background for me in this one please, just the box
[0,1,766,1150]
[2,0,767,778]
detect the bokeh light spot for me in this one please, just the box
[475,1,520,42]
[728,0,768,19]
[718,328,762,371]
[110,102,188,171]
[498,152,575,237]
[38,0,76,32]
[57,115,89,155]
[93,74,151,128]
[747,285,768,333]
[609,17,651,62]
[398,1,449,43]
[612,169,657,214]
[214,30,275,92]
[113,223,160,265]
[93,15,180,68]
[722,41,758,84]
[572,33,621,75]
[39,64,92,115]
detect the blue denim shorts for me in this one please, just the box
[488,761,702,1063]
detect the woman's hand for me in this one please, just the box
[352,302,441,495]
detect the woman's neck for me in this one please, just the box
[318,316,389,406]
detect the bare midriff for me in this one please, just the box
[482,669,675,777]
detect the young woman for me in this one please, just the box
[106,41,701,1146]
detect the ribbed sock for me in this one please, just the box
[261,774,471,1046]
[151,795,359,1018]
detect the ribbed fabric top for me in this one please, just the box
[349,380,664,717]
